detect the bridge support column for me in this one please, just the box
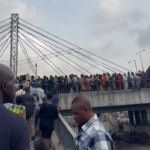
[141,110,148,125]
[134,110,141,125]
[128,111,134,125]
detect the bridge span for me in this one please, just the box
[59,88,150,116]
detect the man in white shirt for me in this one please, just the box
[16,84,25,96]
[36,83,45,104]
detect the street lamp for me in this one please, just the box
[135,49,145,72]
[128,60,138,72]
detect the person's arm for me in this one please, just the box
[22,109,26,120]
[93,132,114,150]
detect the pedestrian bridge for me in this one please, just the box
[59,88,150,116]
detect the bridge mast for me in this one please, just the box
[10,14,19,77]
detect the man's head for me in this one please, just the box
[71,96,93,127]
[0,64,15,104]
[46,91,53,100]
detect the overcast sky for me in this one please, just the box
[0,0,150,76]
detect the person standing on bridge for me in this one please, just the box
[67,96,114,150]
[0,64,30,150]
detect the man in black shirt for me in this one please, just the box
[0,64,30,150]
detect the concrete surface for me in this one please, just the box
[51,131,63,150]
[59,88,150,111]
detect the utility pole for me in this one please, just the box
[135,50,145,72]
[10,14,18,77]
[128,60,138,72]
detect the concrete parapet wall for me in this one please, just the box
[59,88,150,110]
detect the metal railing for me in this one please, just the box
[41,79,150,93]
[54,114,76,150]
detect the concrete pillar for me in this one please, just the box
[128,111,134,125]
[134,110,141,125]
[141,110,148,125]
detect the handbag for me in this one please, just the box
[34,132,43,150]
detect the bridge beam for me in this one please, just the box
[128,111,134,125]
[134,110,141,125]
[10,14,19,77]
[141,110,148,125]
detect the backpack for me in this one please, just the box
[22,94,34,118]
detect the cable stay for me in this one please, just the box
[20,32,92,75]
[19,29,124,73]
[0,23,11,30]
[19,37,62,76]
[0,18,10,24]
[18,39,36,76]
[0,40,10,57]
[0,30,11,41]
[19,34,85,75]
[18,49,75,63]
[0,36,11,47]
[0,37,10,53]
[19,35,69,76]
[20,32,108,73]
[0,27,11,35]
[18,22,132,72]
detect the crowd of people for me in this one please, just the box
[0,64,115,150]
[12,80,59,150]
[16,71,150,93]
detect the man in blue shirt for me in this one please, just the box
[67,96,114,150]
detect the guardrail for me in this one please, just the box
[42,79,150,93]
[54,114,76,150]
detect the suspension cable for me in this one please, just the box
[0,36,10,47]
[0,40,10,57]
[19,36,65,75]
[19,28,124,73]
[19,34,85,74]
[0,18,10,24]
[17,49,74,63]
[20,32,108,73]
[0,27,11,34]
[18,39,36,76]
[0,36,10,52]
[0,23,11,30]
[0,30,11,41]
[20,32,92,74]
[19,37,62,75]
[19,22,132,72]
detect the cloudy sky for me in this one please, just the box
[0,0,150,76]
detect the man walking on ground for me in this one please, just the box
[0,64,30,150]
[67,96,114,150]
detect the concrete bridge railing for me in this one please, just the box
[54,114,76,150]
[59,88,150,115]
